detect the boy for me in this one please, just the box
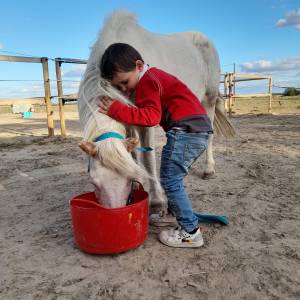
[98,43,213,248]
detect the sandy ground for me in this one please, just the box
[0,111,300,300]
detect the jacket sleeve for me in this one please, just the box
[107,75,161,127]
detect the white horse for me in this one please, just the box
[78,11,234,210]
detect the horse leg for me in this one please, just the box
[204,132,215,178]
[202,92,217,179]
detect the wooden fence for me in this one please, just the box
[55,58,87,136]
[1,55,273,136]
[0,55,87,137]
[0,55,55,136]
[221,72,272,116]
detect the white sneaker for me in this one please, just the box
[159,227,204,248]
[149,211,177,227]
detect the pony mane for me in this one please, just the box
[77,11,150,180]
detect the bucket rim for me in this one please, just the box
[70,191,148,211]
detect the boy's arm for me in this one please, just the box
[107,79,161,127]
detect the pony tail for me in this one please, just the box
[213,95,236,138]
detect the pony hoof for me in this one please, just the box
[202,172,216,180]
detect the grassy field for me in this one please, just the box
[0,95,300,115]
[229,95,300,115]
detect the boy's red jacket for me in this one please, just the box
[107,67,212,132]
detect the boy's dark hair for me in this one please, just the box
[100,43,144,80]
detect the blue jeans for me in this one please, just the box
[160,129,209,233]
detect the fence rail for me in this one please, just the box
[1,55,275,136]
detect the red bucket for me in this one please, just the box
[70,184,149,254]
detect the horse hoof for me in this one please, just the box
[202,172,216,180]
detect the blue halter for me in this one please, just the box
[94,132,124,142]
[94,132,153,152]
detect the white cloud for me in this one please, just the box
[62,81,80,89]
[240,56,300,73]
[276,7,300,30]
[63,65,86,78]
[238,56,300,92]
[0,82,58,98]
[0,43,3,49]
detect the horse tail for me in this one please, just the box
[213,94,236,138]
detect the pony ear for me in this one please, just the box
[79,141,98,157]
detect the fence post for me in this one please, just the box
[268,77,272,113]
[55,58,66,137]
[41,57,54,137]
[224,73,228,96]
[223,73,229,112]
[228,73,233,117]
[232,72,236,106]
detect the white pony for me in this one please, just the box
[78,11,234,210]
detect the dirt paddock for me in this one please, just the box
[0,111,299,299]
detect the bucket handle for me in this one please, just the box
[135,181,144,191]
[126,180,144,206]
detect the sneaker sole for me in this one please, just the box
[159,237,204,248]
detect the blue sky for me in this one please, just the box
[0,0,299,98]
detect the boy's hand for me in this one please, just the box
[98,96,114,115]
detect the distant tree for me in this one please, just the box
[283,87,300,96]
